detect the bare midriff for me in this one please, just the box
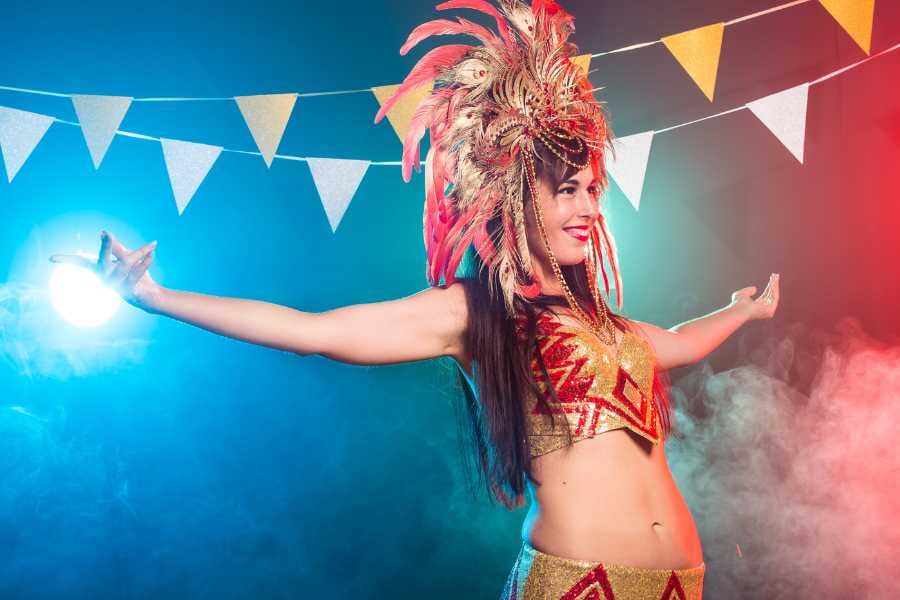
[521,428,703,570]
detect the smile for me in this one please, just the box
[564,227,588,242]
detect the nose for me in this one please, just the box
[575,187,600,220]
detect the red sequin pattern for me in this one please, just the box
[515,310,662,457]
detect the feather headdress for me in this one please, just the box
[374,0,623,320]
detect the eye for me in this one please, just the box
[558,187,576,195]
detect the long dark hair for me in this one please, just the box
[450,142,674,510]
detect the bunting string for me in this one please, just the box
[0,0,860,104]
[591,0,814,58]
[0,0,887,226]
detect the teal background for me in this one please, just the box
[1,1,899,598]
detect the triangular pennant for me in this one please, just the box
[0,106,54,183]
[571,53,592,76]
[819,0,875,55]
[71,94,132,169]
[234,93,297,169]
[605,130,654,211]
[661,22,725,102]
[371,81,434,142]
[307,157,370,233]
[160,138,223,216]
[746,82,809,163]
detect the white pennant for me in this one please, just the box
[746,83,809,163]
[71,94,132,169]
[235,93,297,169]
[0,106,54,183]
[160,138,223,216]
[307,158,370,233]
[605,131,655,211]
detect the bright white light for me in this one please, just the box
[49,263,122,327]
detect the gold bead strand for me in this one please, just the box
[522,152,616,345]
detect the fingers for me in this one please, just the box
[125,240,156,264]
[125,247,155,287]
[758,273,779,307]
[98,231,113,274]
[51,233,160,301]
[105,232,131,261]
[108,241,157,286]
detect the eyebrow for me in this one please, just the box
[559,178,600,186]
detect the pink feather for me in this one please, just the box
[402,88,453,182]
[423,148,439,270]
[400,17,499,55]
[436,0,515,49]
[430,209,457,283]
[442,204,481,283]
[426,153,453,283]
[373,44,472,125]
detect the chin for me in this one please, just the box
[553,249,588,266]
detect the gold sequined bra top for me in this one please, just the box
[514,309,662,458]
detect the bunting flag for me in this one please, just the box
[160,138,223,216]
[571,53,592,76]
[371,81,434,142]
[306,157,370,233]
[235,93,297,168]
[661,22,725,102]
[746,83,810,164]
[819,0,875,55]
[0,106,54,183]
[605,130,655,211]
[71,94,132,169]
[0,5,895,228]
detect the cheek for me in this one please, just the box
[543,202,567,231]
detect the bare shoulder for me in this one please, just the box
[624,317,661,342]
[623,317,689,371]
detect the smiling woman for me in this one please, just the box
[42,0,783,598]
[523,141,607,291]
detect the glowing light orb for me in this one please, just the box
[49,263,122,327]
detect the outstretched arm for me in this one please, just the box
[150,284,468,365]
[50,231,469,367]
[632,273,780,371]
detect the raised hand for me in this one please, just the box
[730,273,780,321]
[49,231,163,312]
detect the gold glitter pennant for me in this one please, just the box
[819,0,875,55]
[371,81,433,142]
[661,22,725,102]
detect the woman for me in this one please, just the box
[51,1,780,597]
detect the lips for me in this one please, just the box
[564,226,589,242]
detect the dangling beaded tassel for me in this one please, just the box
[522,152,616,345]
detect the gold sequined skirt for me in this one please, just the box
[500,541,705,600]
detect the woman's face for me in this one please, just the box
[524,164,602,269]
